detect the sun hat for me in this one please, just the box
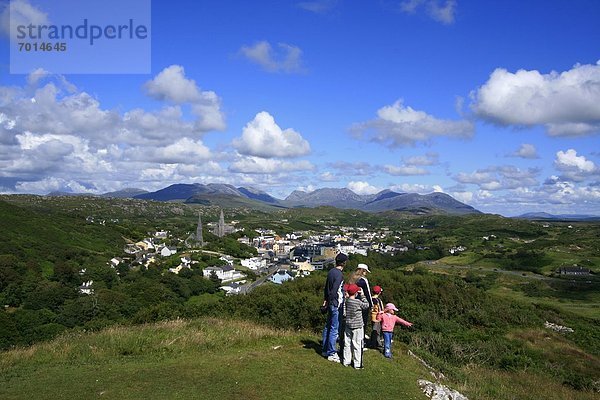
[357,263,370,273]
[373,285,383,294]
[385,303,398,312]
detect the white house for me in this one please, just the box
[241,257,266,270]
[160,246,178,257]
[270,270,294,285]
[79,280,94,295]
[203,266,246,282]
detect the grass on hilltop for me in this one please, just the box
[1,317,598,400]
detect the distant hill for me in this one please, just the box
[101,188,149,198]
[135,183,243,201]
[133,183,479,215]
[362,191,480,215]
[284,188,367,209]
[284,188,479,215]
[516,212,600,221]
[236,187,280,204]
[46,191,95,197]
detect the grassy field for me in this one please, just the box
[1,317,598,400]
[0,318,429,400]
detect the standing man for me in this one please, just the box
[321,252,348,363]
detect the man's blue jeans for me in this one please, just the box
[322,304,343,356]
[383,331,393,358]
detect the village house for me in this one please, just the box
[241,257,266,271]
[79,280,94,295]
[557,266,591,276]
[220,281,244,295]
[270,269,294,285]
[203,265,245,282]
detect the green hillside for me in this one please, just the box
[0,196,598,399]
[0,199,124,264]
[0,317,597,400]
[0,318,430,400]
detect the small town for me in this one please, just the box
[89,208,431,296]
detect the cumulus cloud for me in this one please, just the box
[471,62,600,136]
[554,149,598,182]
[510,143,539,159]
[228,156,314,174]
[126,138,212,164]
[400,0,457,24]
[145,65,202,103]
[347,181,381,195]
[389,183,440,194]
[233,111,311,158]
[0,70,230,194]
[144,65,225,131]
[239,41,304,73]
[454,165,540,191]
[352,100,474,147]
[14,176,100,195]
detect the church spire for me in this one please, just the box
[218,209,225,238]
[196,211,204,247]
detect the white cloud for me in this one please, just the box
[15,177,94,195]
[390,183,438,194]
[26,68,50,86]
[144,65,202,103]
[400,0,457,25]
[555,149,595,172]
[471,62,600,136]
[403,152,439,166]
[454,165,540,191]
[384,164,429,176]
[0,0,48,38]
[347,181,381,195]
[233,111,311,158]
[352,100,474,147]
[510,143,539,159]
[126,138,212,164]
[229,156,314,174]
[554,149,598,182]
[144,65,225,131]
[0,72,227,194]
[450,190,473,204]
[239,41,304,74]
[320,171,337,181]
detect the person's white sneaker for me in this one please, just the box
[327,354,341,363]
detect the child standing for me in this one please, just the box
[377,303,413,359]
[343,284,370,369]
[368,285,384,350]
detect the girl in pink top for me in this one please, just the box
[377,303,413,358]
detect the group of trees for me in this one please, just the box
[0,253,222,350]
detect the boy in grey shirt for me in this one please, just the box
[342,283,370,369]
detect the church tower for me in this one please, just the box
[217,209,225,238]
[196,212,204,247]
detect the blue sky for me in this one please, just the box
[1,0,599,216]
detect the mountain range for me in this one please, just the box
[129,183,480,215]
[515,212,600,221]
